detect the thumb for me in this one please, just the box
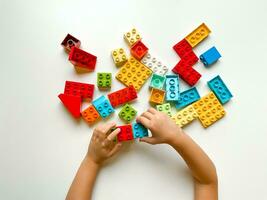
[139,137,158,145]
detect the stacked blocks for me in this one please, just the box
[108,85,137,108]
[118,104,137,123]
[97,73,112,90]
[185,23,211,47]
[81,105,100,124]
[124,28,141,46]
[193,92,225,128]
[172,105,198,127]
[117,124,134,142]
[141,53,168,76]
[207,75,232,104]
[64,81,94,101]
[200,46,221,66]
[58,94,81,118]
[132,122,149,139]
[149,88,165,104]
[173,39,192,58]
[111,48,128,67]
[149,74,165,89]
[92,95,114,118]
[61,34,81,52]
[156,103,172,117]
[116,56,152,91]
[130,40,148,60]
[175,87,200,109]
[165,75,179,101]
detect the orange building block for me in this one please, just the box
[81,105,101,124]
[149,88,165,104]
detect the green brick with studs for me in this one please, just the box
[156,103,172,117]
[97,73,112,90]
[149,73,165,89]
[118,104,137,123]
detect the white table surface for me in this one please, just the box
[1,0,267,199]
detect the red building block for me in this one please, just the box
[58,93,81,118]
[69,47,97,71]
[172,64,201,86]
[130,40,149,60]
[173,39,192,58]
[107,85,138,108]
[61,34,81,52]
[175,51,199,68]
[117,124,134,142]
[64,81,94,101]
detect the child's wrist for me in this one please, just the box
[167,132,185,148]
[84,156,102,169]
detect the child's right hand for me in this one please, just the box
[136,107,183,145]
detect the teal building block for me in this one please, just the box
[132,122,148,139]
[149,74,165,89]
[165,75,179,101]
[92,95,114,118]
[175,87,200,109]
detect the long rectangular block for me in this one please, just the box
[200,46,221,66]
[92,96,114,118]
[141,53,168,76]
[172,64,201,86]
[64,81,94,101]
[172,105,198,127]
[175,87,200,109]
[185,23,211,48]
[165,75,179,101]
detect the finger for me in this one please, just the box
[147,107,157,114]
[101,122,116,134]
[136,116,151,128]
[139,137,158,145]
[108,142,123,157]
[141,111,154,120]
[107,128,121,141]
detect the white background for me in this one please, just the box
[0,0,267,199]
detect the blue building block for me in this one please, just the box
[207,75,233,104]
[175,87,200,109]
[132,122,148,139]
[165,75,179,101]
[149,73,165,89]
[92,95,114,118]
[200,46,221,66]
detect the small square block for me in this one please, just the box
[124,28,142,46]
[175,87,200,109]
[118,104,137,123]
[117,124,134,142]
[165,75,179,101]
[81,105,101,124]
[64,81,94,101]
[61,34,81,52]
[149,74,165,89]
[200,46,221,66]
[156,103,172,117]
[130,40,148,60]
[149,88,165,104]
[141,53,168,76]
[92,95,114,118]
[97,73,112,90]
[172,105,198,127]
[132,122,148,139]
[111,48,128,67]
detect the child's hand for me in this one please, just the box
[136,108,182,145]
[86,122,122,165]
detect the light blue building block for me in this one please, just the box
[132,122,148,139]
[92,95,114,118]
[175,87,200,109]
[200,46,221,66]
[149,74,165,89]
[207,75,233,104]
[165,75,179,101]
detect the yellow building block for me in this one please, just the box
[116,56,152,91]
[172,105,198,127]
[193,92,225,128]
[149,88,165,104]
[111,48,128,67]
[124,28,142,46]
[185,23,211,48]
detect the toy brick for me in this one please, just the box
[156,103,172,117]
[175,87,200,109]
[61,34,81,52]
[69,47,97,71]
[132,122,148,139]
[64,81,94,101]
[172,65,201,86]
[149,74,165,89]
[111,48,128,67]
[149,88,165,104]
[97,73,112,90]
[173,39,192,58]
[117,124,134,142]
[172,105,198,127]
[200,46,221,66]
[207,75,233,104]
[130,40,148,60]
[124,28,142,46]
[141,53,168,76]
[185,23,211,48]
[193,92,225,128]
[107,85,138,108]
[165,75,179,101]
[116,56,152,91]
[81,105,100,124]
[176,51,199,68]
[58,93,81,118]
[118,104,137,123]
[92,96,114,118]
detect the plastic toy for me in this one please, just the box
[165,75,179,101]
[117,124,134,142]
[116,56,152,91]
[193,92,225,128]
[61,34,81,52]
[111,48,128,67]
[58,94,81,118]
[207,75,233,104]
[92,95,114,118]
[149,74,165,89]
[118,104,137,123]
[132,122,148,139]
[130,40,148,60]
[200,46,221,66]
[156,103,172,117]
[185,23,211,48]
[173,38,192,58]
[97,73,112,90]
[172,65,201,86]
[172,105,198,127]
[81,105,100,124]
[175,87,200,109]
[149,88,165,104]
[124,28,141,46]
[64,81,94,101]
[141,53,168,76]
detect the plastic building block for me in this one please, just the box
[61,34,81,52]
[111,48,128,67]
[69,47,97,71]
[130,40,148,60]
[172,64,201,86]
[132,122,148,139]
[156,103,172,117]
[165,75,179,101]
[58,94,81,118]
[117,124,134,142]
[149,74,165,89]
[97,73,112,90]
[124,28,141,46]
[64,81,94,101]
[107,85,138,108]
[173,39,192,58]
[207,75,233,104]
[185,23,211,48]
[200,46,221,66]
[149,88,165,104]
[172,105,198,127]
[118,104,137,123]
[141,53,168,76]
[81,105,100,124]
[116,56,152,91]
[92,96,114,118]
[175,87,200,109]
[193,92,225,128]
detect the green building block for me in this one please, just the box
[97,73,112,90]
[156,103,172,117]
[149,74,165,89]
[118,104,137,123]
